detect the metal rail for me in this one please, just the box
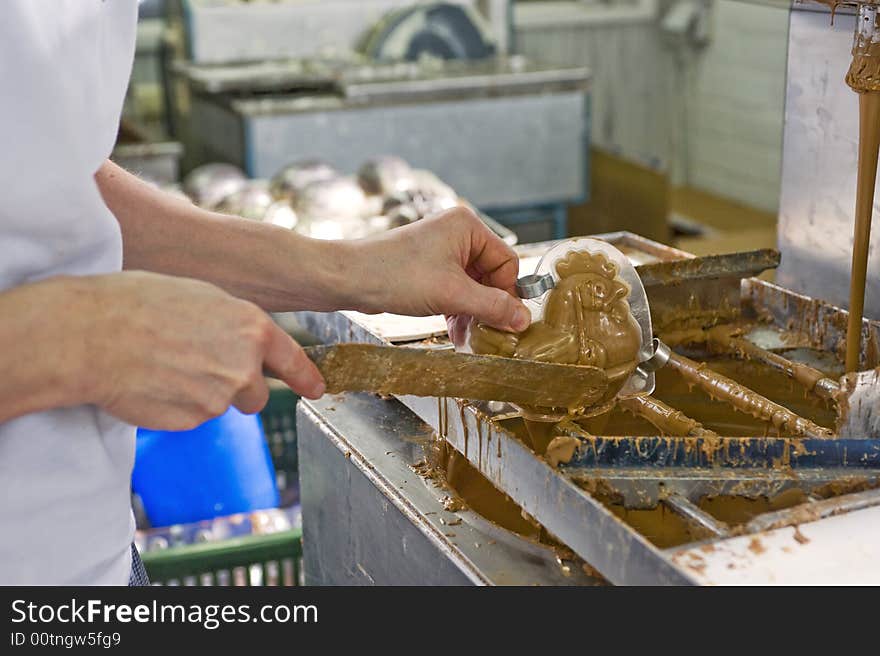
[618,394,717,437]
[664,351,835,439]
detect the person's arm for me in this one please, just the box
[95,161,353,313]
[0,277,91,423]
[95,161,530,332]
[0,271,324,429]
[1,161,530,429]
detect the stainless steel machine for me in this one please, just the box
[166,0,589,240]
[292,1,880,585]
[295,235,880,585]
[778,2,880,320]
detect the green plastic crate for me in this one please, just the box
[141,528,303,586]
[261,384,300,502]
[140,385,302,586]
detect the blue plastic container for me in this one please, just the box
[133,408,280,527]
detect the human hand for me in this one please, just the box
[76,271,324,430]
[351,207,530,345]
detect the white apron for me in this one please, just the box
[0,0,138,585]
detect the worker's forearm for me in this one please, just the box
[0,277,92,424]
[95,161,366,312]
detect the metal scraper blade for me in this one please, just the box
[304,343,608,409]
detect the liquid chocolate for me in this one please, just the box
[844,13,880,371]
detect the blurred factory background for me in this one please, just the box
[118,0,788,251]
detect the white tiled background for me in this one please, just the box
[515,0,790,213]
